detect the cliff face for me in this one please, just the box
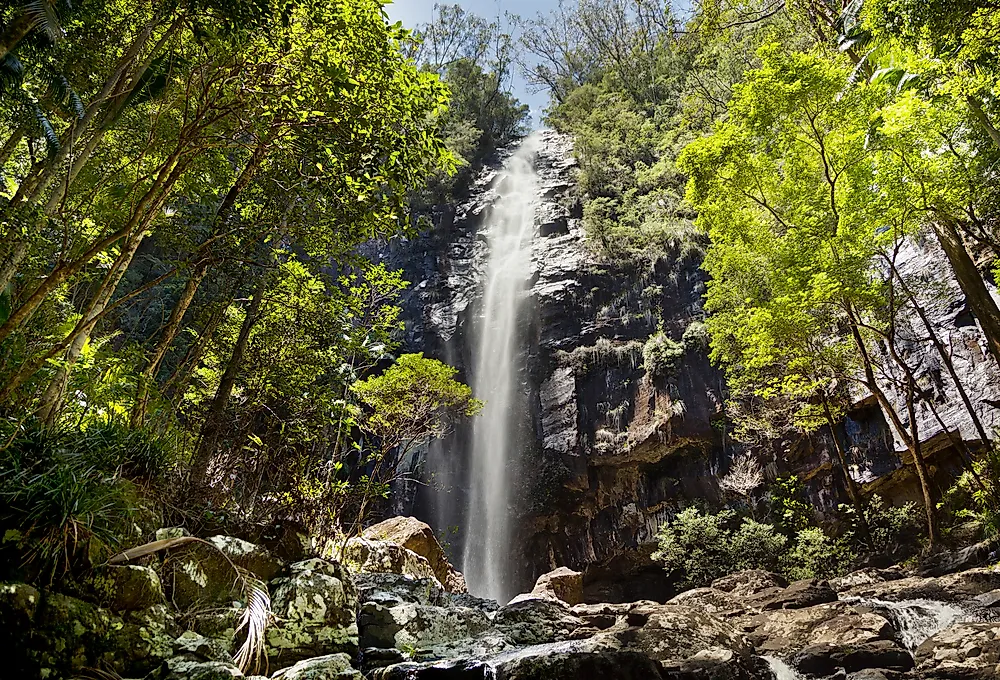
[374,131,1000,602]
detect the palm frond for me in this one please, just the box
[23,0,64,43]
[30,100,59,156]
[233,571,272,675]
[0,53,24,94]
[51,74,84,118]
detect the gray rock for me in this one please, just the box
[95,564,165,610]
[157,527,191,541]
[270,653,362,679]
[494,596,584,645]
[913,621,1000,679]
[529,567,583,605]
[358,600,491,651]
[163,657,244,679]
[668,587,749,614]
[792,640,914,675]
[174,630,231,663]
[266,558,359,669]
[206,535,284,581]
[748,578,837,610]
[163,540,242,608]
[713,570,788,598]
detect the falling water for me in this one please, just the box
[460,133,541,601]
[762,656,804,680]
[845,597,970,653]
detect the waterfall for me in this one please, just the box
[762,656,804,680]
[460,133,542,602]
[844,597,970,653]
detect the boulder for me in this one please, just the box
[712,570,788,598]
[0,582,39,628]
[157,526,191,541]
[667,588,749,615]
[266,558,359,669]
[358,600,492,651]
[94,564,165,610]
[913,622,1000,679]
[362,517,467,593]
[530,567,583,605]
[494,596,585,645]
[841,566,1000,603]
[742,602,897,657]
[31,590,120,677]
[747,578,837,610]
[271,653,362,679]
[829,567,905,593]
[164,540,242,608]
[188,607,242,655]
[343,538,440,585]
[355,573,446,607]
[163,657,244,679]
[174,630,232,663]
[206,535,284,581]
[109,604,178,675]
[792,640,914,675]
[918,537,1000,578]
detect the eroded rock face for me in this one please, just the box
[388,133,1000,600]
[712,570,788,598]
[362,516,468,593]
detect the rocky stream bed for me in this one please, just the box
[2,516,999,680]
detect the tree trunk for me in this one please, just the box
[0,11,38,61]
[966,96,1000,153]
[821,394,867,522]
[904,380,940,548]
[845,309,940,549]
[932,214,1000,368]
[36,232,146,425]
[0,148,186,346]
[162,298,229,400]
[131,261,209,426]
[188,272,268,488]
[888,257,991,444]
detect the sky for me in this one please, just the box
[384,0,563,124]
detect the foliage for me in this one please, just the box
[642,331,685,379]
[0,422,170,580]
[940,448,1000,540]
[653,506,738,588]
[767,476,815,535]
[853,494,922,556]
[784,527,856,580]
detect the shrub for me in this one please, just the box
[0,423,171,581]
[942,446,1000,539]
[653,507,736,588]
[856,494,922,556]
[643,331,685,378]
[784,527,855,580]
[768,475,814,535]
[681,321,709,351]
[730,518,788,572]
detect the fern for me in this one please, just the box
[23,0,64,43]
[30,100,59,156]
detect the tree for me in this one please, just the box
[345,353,483,536]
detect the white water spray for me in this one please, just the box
[762,656,804,680]
[461,134,541,601]
[846,597,969,652]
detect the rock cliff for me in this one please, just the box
[374,130,1000,601]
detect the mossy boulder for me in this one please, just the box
[92,564,165,610]
[266,558,360,669]
[271,653,362,679]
